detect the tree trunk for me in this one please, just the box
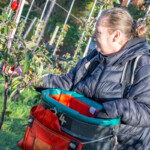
[0,76,8,129]
[0,0,25,129]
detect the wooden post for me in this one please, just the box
[52,0,76,56]
[49,26,59,45]
[17,17,37,49]
[73,0,98,58]
[35,0,49,36]
[23,17,37,40]
[144,5,150,21]
[53,0,83,25]
[83,2,104,57]
[37,0,56,45]
[24,0,35,23]
[7,0,26,50]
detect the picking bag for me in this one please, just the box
[17,104,83,150]
[18,89,120,150]
[41,89,120,150]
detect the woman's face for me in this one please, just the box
[93,19,122,56]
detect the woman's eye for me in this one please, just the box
[97,32,101,35]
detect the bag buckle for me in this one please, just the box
[28,115,34,127]
[69,140,79,150]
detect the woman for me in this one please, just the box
[5,8,150,149]
[37,8,150,149]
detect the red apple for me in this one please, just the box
[11,1,19,11]
[10,65,15,71]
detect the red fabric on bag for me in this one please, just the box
[17,139,23,149]
[49,94,99,117]
[50,94,71,107]
[70,97,95,117]
[17,104,83,150]
[32,105,45,122]
[32,104,61,131]
[42,109,61,131]
[22,119,82,150]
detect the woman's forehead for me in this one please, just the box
[97,17,109,27]
[96,19,109,30]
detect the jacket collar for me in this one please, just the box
[98,37,150,66]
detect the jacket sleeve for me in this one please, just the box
[102,55,150,127]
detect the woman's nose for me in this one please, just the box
[91,32,96,38]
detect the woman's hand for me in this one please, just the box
[3,63,23,77]
[94,108,109,119]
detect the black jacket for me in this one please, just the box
[39,37,150,150]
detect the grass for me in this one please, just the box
[0,79,40,150]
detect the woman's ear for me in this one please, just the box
[112,30,121,43]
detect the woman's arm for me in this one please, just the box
[35,49,98,92]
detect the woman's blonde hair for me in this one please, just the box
[100,8,148,39]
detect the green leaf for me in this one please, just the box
[23,53,30,74]
[9,88,18,99]
[37,53,52,64]
[7,13,13,21]
[11,81,20,89]
[4,26,8,34]
[0,16,4,21]
[41,71,50,76]
[25,74,31,80]
[8,55,15,65]
[15,35,26,46]
[12,76,23,83]
[112,0,120,4]
[13,41,18,50]
[5,110,12,117]
[3,13,7,21]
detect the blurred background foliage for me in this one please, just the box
[0,0,149,56]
